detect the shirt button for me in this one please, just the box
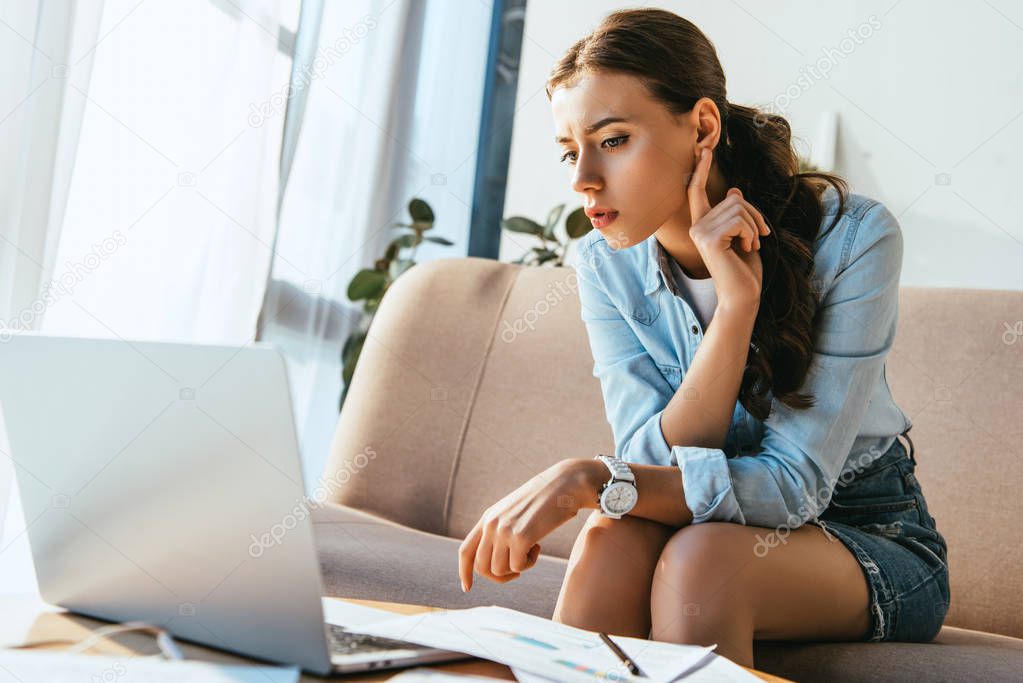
[691,324,699,334]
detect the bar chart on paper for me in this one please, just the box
[355,605,717,682]
[480,626,624,679]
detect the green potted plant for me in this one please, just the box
[502,203,592,266]
[340,198,453,409]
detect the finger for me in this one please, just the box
[736,194,770,238]
[493,539,512,577]
[725,188,770,241]
[488,545,521,583]
[686,147,713,224]
[474,530,495,581]
[458,526,482,592]
[508,537,536,573]
[481,539,520,584]
[739,208,760,252]
[741,207,760,251]
[749,203,770,237]
[712,203,759,252]
[723,189,754,249]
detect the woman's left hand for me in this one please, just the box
[458,459,593,592]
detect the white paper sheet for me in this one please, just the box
[512,651,763,682]
[321,596,408,628]
[354,604,717,683]
[0,650,299,682]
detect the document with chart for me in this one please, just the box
[354,605,717,682]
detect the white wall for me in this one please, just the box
[500,0,1023,290]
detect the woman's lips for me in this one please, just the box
[590,211,619,229]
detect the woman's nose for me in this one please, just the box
[571,162,602,194]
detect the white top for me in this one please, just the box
[655,240,718,330]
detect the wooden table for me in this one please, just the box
[0,594,792,681]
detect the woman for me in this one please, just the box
[457,8,949,668]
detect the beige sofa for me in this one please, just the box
[314,257,1023,682]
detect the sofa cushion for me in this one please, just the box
[312,501,566,618]
[752,627,1023,683]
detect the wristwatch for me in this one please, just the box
[593,454,638,519]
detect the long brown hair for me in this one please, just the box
[546,8,849,421]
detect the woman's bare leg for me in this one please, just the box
[553,509,677,638]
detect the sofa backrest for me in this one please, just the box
[324,256,1023,639]
[883,286,1022,639]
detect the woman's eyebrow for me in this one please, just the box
[555,116,631,144]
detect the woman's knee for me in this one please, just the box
[652,523,753,602]
[573,510,675,561]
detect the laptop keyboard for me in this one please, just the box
[327,623,428,655]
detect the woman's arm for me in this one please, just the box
[567,303,757,530]
[659,303,758,452]
[572,457,694,528]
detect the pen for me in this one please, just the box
[598,632,646,678]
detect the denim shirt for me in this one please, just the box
[573,187,913,529]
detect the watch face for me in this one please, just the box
[601,481,638,515]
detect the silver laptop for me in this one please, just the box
[0,332,469,675]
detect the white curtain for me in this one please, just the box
[0,0,106,594]
[38,0,294,342]
[257,0,493,491]
[0,0,297,594]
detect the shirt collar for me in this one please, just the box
[645,236,680,297]
[644,237,663,295]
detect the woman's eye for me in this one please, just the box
[559,135,629,165]
[604,135,627,149]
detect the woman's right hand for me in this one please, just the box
[686,147,771,311]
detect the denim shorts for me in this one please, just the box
[808,428,950,642]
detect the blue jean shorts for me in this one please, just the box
[808,429,950,642]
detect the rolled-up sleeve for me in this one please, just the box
[574,243,673,467]
[673,201,905,528]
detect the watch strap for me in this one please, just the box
[594,454,635,483]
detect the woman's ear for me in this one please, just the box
[692,97,723,153]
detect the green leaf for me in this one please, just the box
[565,206,592,239]
[342,329,367,370]
[408,198,434,225]
[348,269,387,301]
[389,258,414,279]
[543,204,565,240]
[502,216,545,236]
[392,233,421,249]
[342,341,365,386]
[384,241,399,261]
[423,235,454,246]
[535,249,560,265]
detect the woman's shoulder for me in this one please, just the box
[812,187,904,298]
[818,186,888,227]
[815,187,902,261]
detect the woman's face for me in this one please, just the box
[551,71,722,250]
